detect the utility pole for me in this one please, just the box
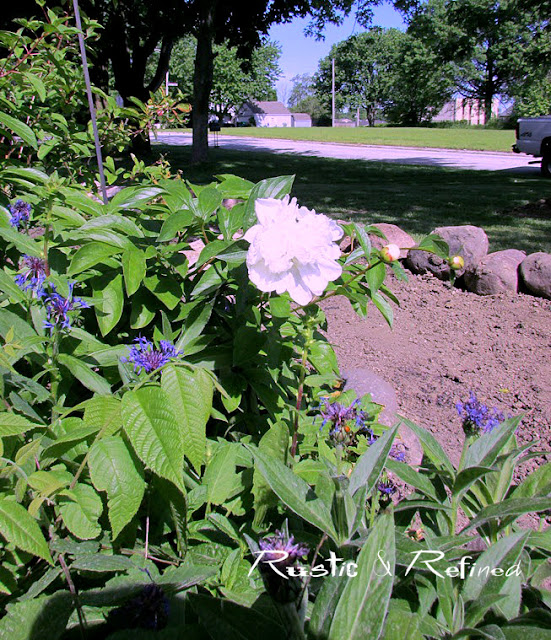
[331,58,335,127]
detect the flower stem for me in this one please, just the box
[449,436,472,535]
[290,315,314,459]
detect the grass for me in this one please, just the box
[156,143,551,254]
[206,126,516,153]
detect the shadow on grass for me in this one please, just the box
[155,144,550,254]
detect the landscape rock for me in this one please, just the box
[406,225,489,280]
[519,252,551,299]
[340,367,423,465]
[369,223,415,259]
[464,249,526,296]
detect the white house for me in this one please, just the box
[235,101,312,128]
[291,113,312,128]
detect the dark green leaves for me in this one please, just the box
[0,499,52,564]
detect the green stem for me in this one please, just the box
[450,436,472,535]
[290,316,314,459]
[50,328,61,424]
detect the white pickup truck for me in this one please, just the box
[513,116,551,177]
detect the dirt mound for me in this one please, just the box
[323,270,551,480]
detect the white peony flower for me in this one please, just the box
[243,196,343,305]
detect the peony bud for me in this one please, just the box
[449,255,465,270]
[380,243,401,263]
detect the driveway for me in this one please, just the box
[153,130,538,174]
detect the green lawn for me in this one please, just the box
[215,126,516,153]
[158,144,550,254]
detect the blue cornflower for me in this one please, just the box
[319,398,359,434]
[123,337,182,374]
[456,391,505,436]
[258,530,309,567]
[8,199,32,229]
[43,282,89,332]
[377,479,397,496]
[362,428,407,462]
[14,255,47,297]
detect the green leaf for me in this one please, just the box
[371,290,394,327]
[70,553,134,572]
[23,72,46,101]
[329,512,395,639]
[161,365,213,474]
[144,273,183,310]
[58,354,111,395]
[197,187,223,220]
[249,445,338,542]
[122,247,146,296]
[242,175,295,230]
[385,459,439,500]
[416,234,449,259]
[464,416,522,469]
[58,483,103,540]
[158,210,194,242]
[309,573,348,639]
[462,497,551,533]
[0,499,52,564]
[399,417,455,476]
[365,261,385,293]
[88,436,145,539]
[68,242,121,275]
[510,461,551,500]
[308,341,339,375]
[93,273,124,336]
[122,388,185,492]
[0,412,42,437]
[0,111,38,149]
[233,326,265,366]
[0,225,42,257]
[175,301,214,352]
[0,593,73,640]
[83,396,122,437]
[252,422,289,527]
[463,532,527,622]
[130,289,157,329]
[189,593,285,640]
[203,444,240,506]
[108,185,163,211]
[349,424,399,496]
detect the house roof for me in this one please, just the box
[248,100,290,115]
[292,113,311,120]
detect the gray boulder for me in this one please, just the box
[519,252,551,299]
[341,367,423,465]
[369,223,415,260]
[464,249,526,295]
[406,225,489,280]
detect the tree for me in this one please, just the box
[288,74,329,123]
[161,38,281,122]
[408,0,551,122]
[317,29,402,126]
[382,32,455,125]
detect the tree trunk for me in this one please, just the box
[191,2,216,164]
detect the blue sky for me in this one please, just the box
[268,2,407,102]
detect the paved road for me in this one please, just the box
[153,130,540,175]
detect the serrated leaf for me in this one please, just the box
[59,484,103,540]
[88,436,145,539]
[161,365,212,473]
[0,499,52,564]
[0,412,42,437]
[0,593,73,640]
[122,388,185,492]
[83,396,122,437]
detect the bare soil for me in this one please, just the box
[323,270,551,478]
